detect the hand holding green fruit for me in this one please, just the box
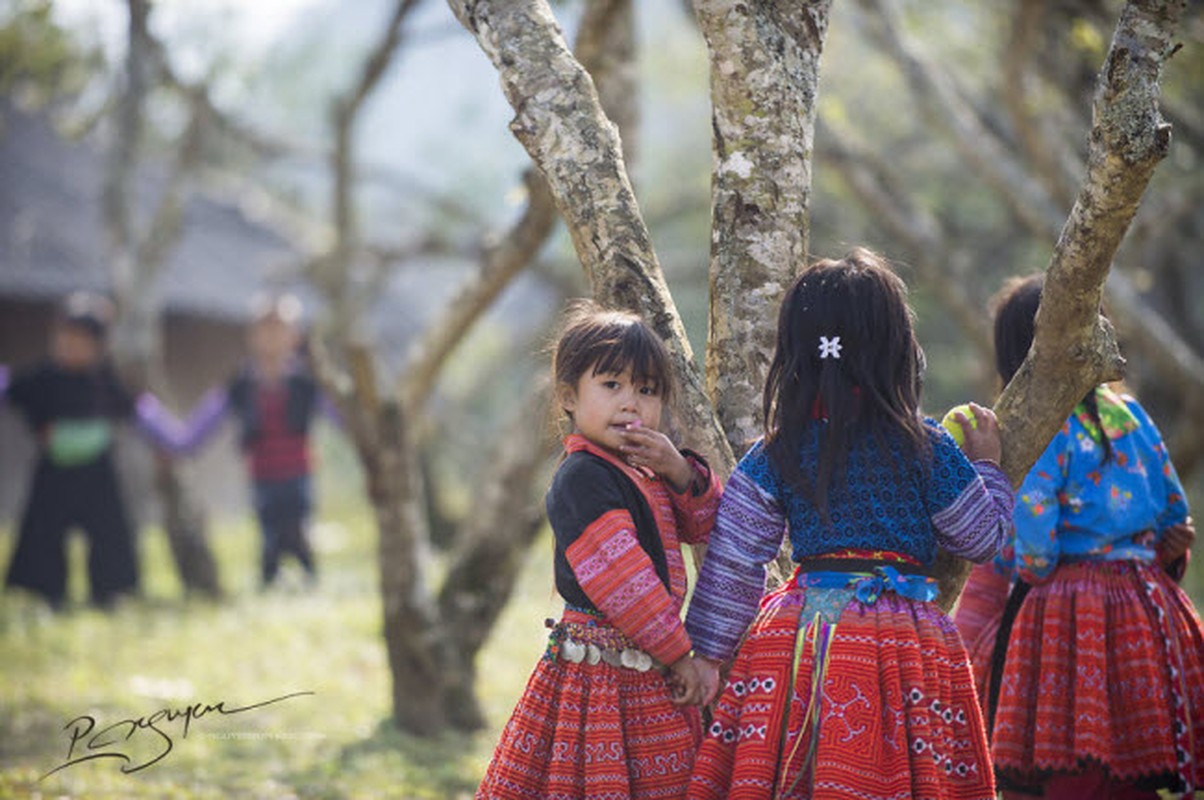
[941,403,978,447]
[940,402,1002,464]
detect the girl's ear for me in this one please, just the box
[557,383,577,416]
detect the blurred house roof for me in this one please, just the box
[0,101,299,322]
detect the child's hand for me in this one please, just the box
[1158,518,1195,566]
[619,423,695,493]
[696,656,722,706]
[958,403,1002,464]
[666,655,705,706]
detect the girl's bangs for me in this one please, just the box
[590,326,666,391]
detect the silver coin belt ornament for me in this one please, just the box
[545,617,659,673]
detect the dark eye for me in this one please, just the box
[602,380,620,390]
[639,385,659,396]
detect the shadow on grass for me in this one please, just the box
[284,717,482,800]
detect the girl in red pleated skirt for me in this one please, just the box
[969,275,1203,799]
[477,304,721,799]
[685,250,1015,799]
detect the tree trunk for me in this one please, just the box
[694,0,834,456]
[106,0,221,598]
[152,457,221,597]
[436,400,553,730]
[692,0,835,582]
[373,402,450,735]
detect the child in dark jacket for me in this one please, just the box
[2,293,140,608]
[142,295,329,587]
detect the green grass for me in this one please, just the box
[2,504,1201,799]
[0,508,560,799]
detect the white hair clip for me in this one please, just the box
[818,336,842,360]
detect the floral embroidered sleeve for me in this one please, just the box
[666,450,722,545]
[1125,397,1191,580]
[685,443,787,662]
[1012,428,1071,584]
[550,458,693,666]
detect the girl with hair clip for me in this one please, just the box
[685,248,1013,800]
[969,273,1203,799]
[477,303,722,799]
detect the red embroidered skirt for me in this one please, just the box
[991,560,1204,793]
[688,575,995,799]
[477,614,702,800]
[951,561,1011,706]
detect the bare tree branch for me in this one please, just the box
[853,0,1204,475]
[576,0,639,168]
[447,0,735,472]
[401,171,557,409]
[996,0,1184,484]
[1001,0,1083,208]
[854,0,1069,238]
[402,0,641,412]
[321,0,423,338]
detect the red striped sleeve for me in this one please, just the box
[667,453,722,545]
[565,508,692,666]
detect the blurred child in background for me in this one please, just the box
[2,293,140,608]
[141,294,330,588]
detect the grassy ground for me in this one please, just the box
[2,503,1201,799]
[0,508,561,799]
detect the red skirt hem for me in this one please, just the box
[991,560,1204,793]
[478,642,701,799]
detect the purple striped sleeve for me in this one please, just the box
[685,469,786,661]
[931,459,1014,563]
[135,387,230,455]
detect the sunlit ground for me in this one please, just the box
[0,502,1200,799]
[0,506,560,799]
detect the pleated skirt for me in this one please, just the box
[991,560,1204,794]
[951,560,1011,706]
[477,617,702,800]
[687,574,995,800]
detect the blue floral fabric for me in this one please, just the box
[1005,391,1189,583]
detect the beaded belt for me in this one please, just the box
[544,608,664,673]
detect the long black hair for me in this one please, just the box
[991,273,1112,463]
[763,248,929,522]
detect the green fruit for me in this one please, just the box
[941,404,977,448]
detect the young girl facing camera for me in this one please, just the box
[686,249,1013,799]
[477,304,722,799]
